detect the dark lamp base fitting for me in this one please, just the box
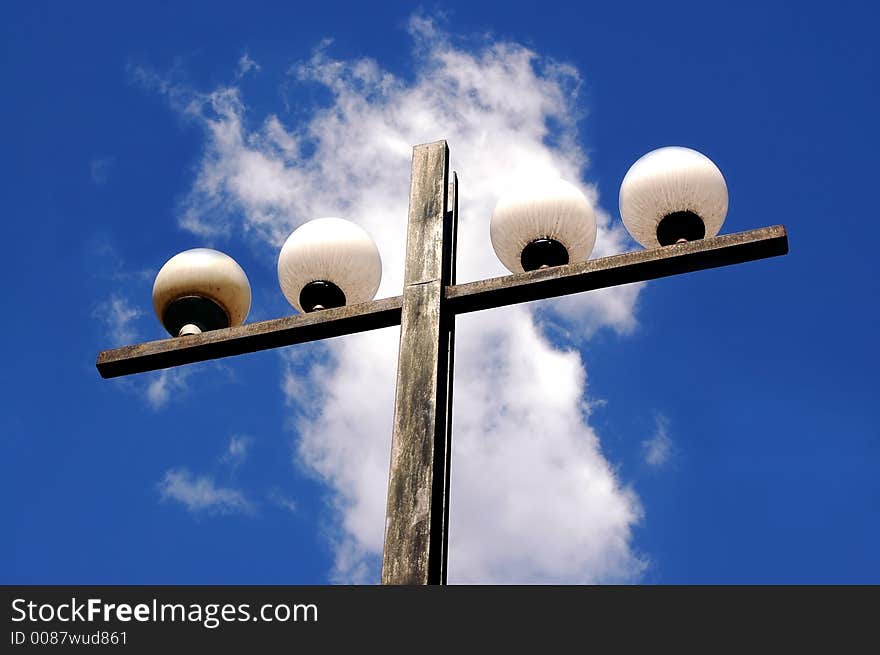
[521,238,569,272]
[657,211,706,246]
[300,280,346,313]
[162,296,230,337]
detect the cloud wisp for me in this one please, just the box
[145,16,647,583]
[268,490,298,514]
[236,53,260,79]
[158,438,300,518]
[222,435,252,467]
[145,368,190,410]
[158,468,253,514]
[642,416,673,468]
[94,295,143,346]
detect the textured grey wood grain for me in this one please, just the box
[381,141,452,585]
[403,141,450,286]
[382,280,451,584]
[96,296,403,378]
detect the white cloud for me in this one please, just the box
[146,368,190,410]
[95,295,142,346]
[237,53,260,79]
[222,435,251,466]
[158,468,252,514]
[642,416,673,468]
[157,15,647,582]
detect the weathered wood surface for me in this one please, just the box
[95,225,787,379]
[96,296,403,378]
[382,280,453,585]
[403,141,452,286]
[446,225,789,314]
[381,141,453,585]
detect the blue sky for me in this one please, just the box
[2,0,878,584]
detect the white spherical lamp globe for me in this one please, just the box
[152,248,251,337]
[619,146,729,248]
[490,177,597,274]
[277,217,383,313]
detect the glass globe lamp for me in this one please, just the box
[152,248,251,337]
[277,217,383,313]
[619,146,728,248]
[490,177,597,274]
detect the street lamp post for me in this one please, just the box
[97,140,789,585]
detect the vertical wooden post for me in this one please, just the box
[437,171,458,583]
[381,141,456,584]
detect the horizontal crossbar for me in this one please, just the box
[96,225,788,378]
[447,224,788,313]
[97,296,403,378]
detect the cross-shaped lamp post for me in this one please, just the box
[97,140,789,585]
